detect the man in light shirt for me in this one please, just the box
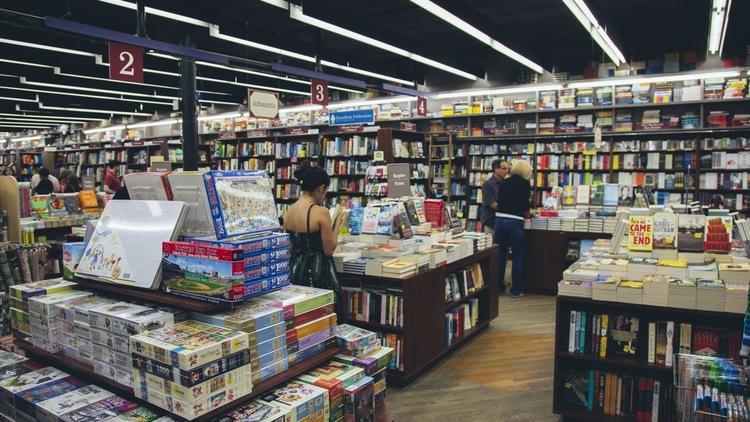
[30,165,60,192]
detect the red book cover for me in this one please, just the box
[162,241,243,262]
[692,328,721,356]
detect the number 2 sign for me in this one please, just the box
[108,42,143,83]
[310,79,328,106]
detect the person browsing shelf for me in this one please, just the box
[103,160,122,194]
[30,165,59,192]
[31,168,55,195]
[481,159,509,235]
[59,170,82,193]
[283,160,347,320]
[494,159,531,298]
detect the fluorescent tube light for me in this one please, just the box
[40,104,153,117]
[95,0,414,86]
[280,104,323,113]
[327,96,416,109]
[0,84,173,106]
[0,117,87,124]
[561,0,626,66]
[20,78,179,100]
[84,124,126,134]
[0,37,97,57]
[0,124,54,129]
[196,75,310,96]
[198,99,241,106]
[288,4,476,80]
[197,111,243,122]
[567,69,742,89]
[0,96,36,103]
[127,118,181,129]
[10,135,42,142]
[409,0,544,74]
[434,83,564,99]
[0,112,104,121]
[707,0,732,55]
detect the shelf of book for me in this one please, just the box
[444,284,490,311]
[338,245,499,386]
[16,337,342,422]
[346,320,404,333]
[552,295,744,421]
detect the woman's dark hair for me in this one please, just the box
[38,168,50,178]
[294,160,330,192]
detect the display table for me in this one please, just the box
[339,245,500,386]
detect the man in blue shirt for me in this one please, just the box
[480,159,509,235]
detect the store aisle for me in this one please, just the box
[386,294,561,422]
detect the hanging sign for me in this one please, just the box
[416,96,427,117]
[329,109,375,126]
[248,89,280,119]
[400,122,417,131]
[108,42,144,83]
[311,79,329,106]
[387,163,411,198]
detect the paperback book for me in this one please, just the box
[167,171,215,236]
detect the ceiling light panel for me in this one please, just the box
[707,0,732,55]
[409,0,544,74]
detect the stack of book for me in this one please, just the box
[614,112,633,132]
[576,88,594,107]
[192,299,289,384]
[27,290,91,354]
[723,78,747,98]
[559,89,576,108]
[642,276,670,306]
[626,257,657,280]
[596,87,613,105]
[724,283,748,313]
[444,298,479,345]
[591,278,618,301]
[706,111,730,127]
[631,83,651,104]
[704,78,725,99]
[539,90,557,109]
[259,380,331,422]
[695,279,726,311]
[297,360,367,422]
[130,320,251,419]
[667,279,697,309]
[615,85,633,104]
[616,281,644,304]
[258,285,338,366]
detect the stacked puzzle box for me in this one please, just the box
[130,320,252,420]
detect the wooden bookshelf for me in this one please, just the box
[16,338,341,422]
[339,244,499,386]
[552,295,744,421]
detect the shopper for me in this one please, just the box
[60,170,82,193]
[30,165,59,192]
[283,160,346,320]
[1,167,12,176]
[495,159,531,298]
[31,168,55,195]
[481,159,509,235]
[103,160,122,194]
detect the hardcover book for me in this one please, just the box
[167,171,215,236]
[48,193,68,215]
[348,207,364,235]
[202,170,279,239]
[62,193,82,214]
[603,184,619,207]
[677,214,705,252]
[652,212,678,249]
[79,190,100,211]
[76,200,187,289]
[123,172,173,201]
[608,315,639,357]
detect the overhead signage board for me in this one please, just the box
[387,163,411,198]
[108,42,143,83]
[329,109,375,126]
[248,89,280,119]
[310,79,329,106]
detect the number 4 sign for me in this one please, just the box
[108,42,143,83]
[311,79,328,106]
[416,96,427,116]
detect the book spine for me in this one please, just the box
[651,380,660,422]
[648,322,656,364]
[665,321,674,367]
[162,241,242,261]
[615,374,622,416]
[599,314,608,358]
[202,172,226,239]
[569,311,577,353]
[578,311,586,353]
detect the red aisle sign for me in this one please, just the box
[416,96,427,116]
[311,79,329,106]
[108,42,143,83]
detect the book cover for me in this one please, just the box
[30,195,50,216]
[343,375,374,422]
[576,185,591,205]
[123,172,173,201]
[58,395,138,422]
[627,215,654,252]
[562,185,577,206]
[167,171,215,236]
[677,214,705,252]
[403,199,420,226]
[202,170,279,239]
[563,369,590,408]
[655,321,667,365]
[48,193,68,215]
[361,206,380,234]
[62,193,82,214]
[76,200,187,289]
[217,400,290,422]
[618,185,633,206]
[37,385,115,421]
[652,212,678,249]
[692,328,721,356]
[261,381,328,422]
[412,198,427,224]
[393,212,413,239]
[376,204,396,235]
[608,315,639,357]
[348,207,364,235]
[79,190,99,210]
[590,184,604,206]
[603,184,619,207]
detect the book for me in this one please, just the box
[393,212,413,239]
[576,185,591,205]
[692,328,720,356]
[123,172,173,201]
[202,170,279,239]
[79,190,100,210]
[618,185,633,206]
[62,193,82,214]
[361,206,380,234]
[348,207,364,235]
[627,215,654,252]
[58,395,138,422]
[36,384,115,422]
[603,184,619,207]
[608,315,639,357]
[652,212,678,249]
[167,171,215,236]
[76,200,187,289]
[217,400,290,422]
[677,214,705,252]
[30,195,50,216]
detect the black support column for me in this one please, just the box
[180,55,197,171]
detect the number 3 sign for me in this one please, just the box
[108,42,143,83]
[310,79,328,106]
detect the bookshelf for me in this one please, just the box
[552,295,744,421]
[338,244,499,386]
